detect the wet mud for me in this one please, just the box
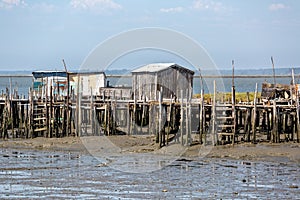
[0,148,299,199]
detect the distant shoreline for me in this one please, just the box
[0,74,294,79]
[0,75,32,77]
[106,74,294,78]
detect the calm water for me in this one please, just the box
[0,76,294,97]
[0,148,299,199]
[0,76,32,98]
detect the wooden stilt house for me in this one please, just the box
[131,63,194,101]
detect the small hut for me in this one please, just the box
[132,63,194,101]
[32,71,67,97]
[69,72,106,96]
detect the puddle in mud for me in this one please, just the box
[0,148,299,199]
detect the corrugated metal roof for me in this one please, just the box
[131,63,176,73]
[131,63,194,75]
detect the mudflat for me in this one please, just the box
[0,136,299,163]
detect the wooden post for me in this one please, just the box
[76,76,82,137]
[267,109,271,141]
[133,94,137,135]
[271,56,276,85]
[246,92,250,104]
[188,90,192,145]
[212,80,217,146]
[49,86,53,138]
[252,83,258,143]
[203,106,207,145]
[66,73,70,137]
[199,71,204,145]
[103,104,107,135]
[231,60,236,144]
[158,89,162,147]
[130,103,134,136]
[272,100,278,143]
[45,91,49,138]
[26,88,30,138]
[291,112,295,141]
[107,91,111,136]
[90,88,94,135]
[112,90,116,135]
[9,78,14,138]
[180,90,183,146]
[296,85,300,143]
[148,103,152,136]
[2,89,10,139]
[127,102,131,135]
[292,68,300,143]
[166,96,172,145]
[231,90,236,144]
[29,88,34,138]
[185,90,189,146]
[141,98,146,134]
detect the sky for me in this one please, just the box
[0,0,300,71]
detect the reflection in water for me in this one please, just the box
[0,149,299,199]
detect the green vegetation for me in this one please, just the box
[193,92,261,102]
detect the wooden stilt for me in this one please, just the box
[199,78,204,144]
[296,89,300,143]
[180,90,183,146]
[272,100,278,143]
[212,80,217,146]
[252,83,258,143]
[158,89,162,147]
[185,90,189,146]
[127,102,130,135]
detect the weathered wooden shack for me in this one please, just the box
[32,71,67,97]
[261,82,296,101]
[132,63,194,101]
[69,72,106,96]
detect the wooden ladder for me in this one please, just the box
[215,103,235,144]
[32,101,48,137]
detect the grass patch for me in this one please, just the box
[193,92,261,102]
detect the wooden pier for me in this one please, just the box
[1,63,300,146]
[1,84,300,147]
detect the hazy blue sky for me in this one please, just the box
[0,0,299,71]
